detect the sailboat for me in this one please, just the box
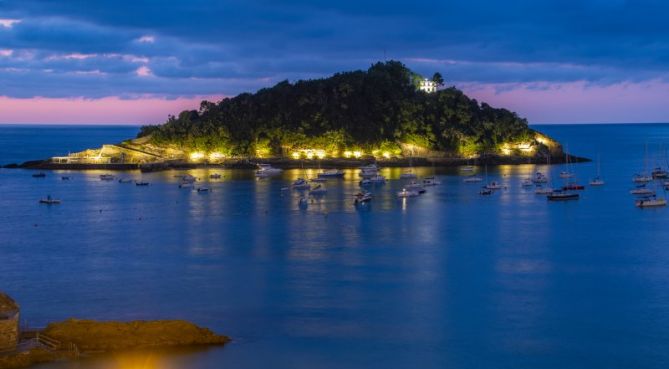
[633,144,653,183]
[589,154,605,186]
[559,148,574,178]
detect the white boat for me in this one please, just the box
[632,174,653,183]
[461,165,475,172]
[463,176,483,183]
[652,167,669,179]
[559,171,574,179]
[532,172,548,184]
[359,164,379,178]
[535,186,554,195]
[589,177,605,186]
[197,187,210,193]
[178,182,193,189]
[636,196,667,208]
[118,178,133,183]
[100,174,115,181]
[39,195,61,205]
[422,176,440,186]
[521,178,534,187]
[368,175,387,183]
[405,181,426,194]
[310,177,328,183]
[256,164,283,177]
[630,185,655,196]
[298,197,309,208]
[180,174,196,183]
[547,190,579,201]
[485,181,505,190]
[291,178,311,190]
[209,173,222,179]
[354,192,373,205]
[397,188,419,198]
[309,184,327,195]
[400,171,418,179]
[318,169,344,178]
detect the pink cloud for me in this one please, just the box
[460,80,669,124]
[0,96,224,124]
[136,65,153,77]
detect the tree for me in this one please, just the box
[432,72,445,87]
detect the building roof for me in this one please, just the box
[0,292,19,316]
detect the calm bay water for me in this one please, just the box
[2,124,669,369]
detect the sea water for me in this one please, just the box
[2,124,669,369]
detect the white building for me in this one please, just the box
[418,78,437,93]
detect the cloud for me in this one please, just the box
[1,0,669,122]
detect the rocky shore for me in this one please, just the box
[4,154,589,172]
[0,319,229,369]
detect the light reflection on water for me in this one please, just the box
[5,124,669,368]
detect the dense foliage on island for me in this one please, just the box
[138,61,538,158]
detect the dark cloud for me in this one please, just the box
[1,0,669,98]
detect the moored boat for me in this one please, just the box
[118,178,133,183]
[32,172,46,178]
[39,195,61,205]
[309,184,327,195]
[256,164,283,177]
[354,192,373,205]
[397,188,419,198]
[463,176,483,183]
[318,169,344,178]
[291,178,311,190]
[135,181,150,186]
[422,176,440,186]
[636,196,667,208]
[100,174,115,181]
[547,190,579,201]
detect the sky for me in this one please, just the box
[1,0,669,124]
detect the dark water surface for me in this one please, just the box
[2,124,669,369]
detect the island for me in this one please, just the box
[13,61,585,170]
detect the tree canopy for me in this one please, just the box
[138,61,537,158]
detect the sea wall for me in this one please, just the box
[0,314,18,352]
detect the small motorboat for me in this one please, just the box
[535,186,554,195]
[197,187,210,193]
[397,188,420,198]
[368,175,387,183]
[299,197,309,208]
[521,178,534,187]
[310,177,328,183]
[209,173,222,179]
[32,172,46,178]
[181,174,196,183]
[532,172,548,183]
[400,171,418,180]
[559,171,574,179]
[292,178,311,190]
[485,181,505,190]
[309,184,327,195]
[179,182,193,189]
[589,176,605,186]
[630,185,655,196]
[422,176,441,186]
[100,174,115,181]
[636,196,667,208]
[256,164,283,177]
[135,181,150,186]
[39,195,61,205]
[463,176,483,183]
[359,164,379,178]
[118,178,133,183]
[479,187,493,196]
[562,183,585,191]
[354,192,373,205]
[318,169,344,178]
[461,165,475,172]
[633,174,653,183]
[359,179,372,186]
[405,181,426,194]
[61,176,70,180]
[547,190,579,201]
